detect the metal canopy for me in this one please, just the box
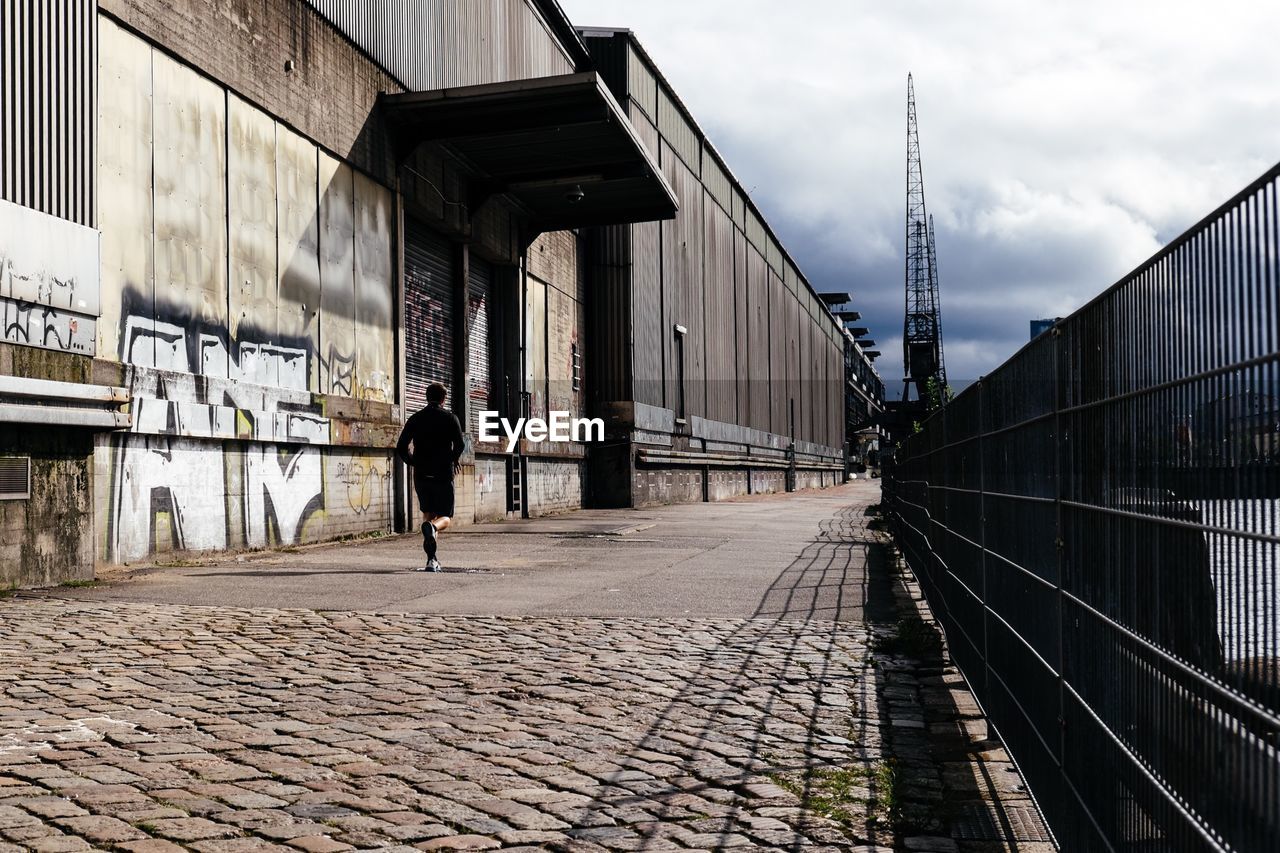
[820,292,853,305]
[381,72,678,233]
[835,310,862,322]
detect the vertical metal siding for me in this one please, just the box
[404,220,455,413]
[467,254,494,438]
[304,0,573,92]
[0,0,96,226]
[703,191,736,424]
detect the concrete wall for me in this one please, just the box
[95,434,392,565]
[526,458,585,517]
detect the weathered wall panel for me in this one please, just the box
[768,269,787,435]
[228,95,280,385]
[746,245,770,433]
[151,49,227,375]
[353,171,394,403]
[661,149,704,419]
[631,219,662,407]
[785,287,801,441]
[277,124,322,392]
[305,0,574,92]
[97,18,151,364]
[0,199,100,356]
[318,153,357,398]
[734,229,750,427]
[703,195,736,425]
[0,0,97,227]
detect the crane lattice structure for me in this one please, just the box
[903,73,947,408]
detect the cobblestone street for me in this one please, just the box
[0,484,1047,852]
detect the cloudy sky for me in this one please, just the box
[559,0,1280,387]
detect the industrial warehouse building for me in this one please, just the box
[0,0,883,586]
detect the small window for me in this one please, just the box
[673,324,688,422]
[0,457,31,500]
[571,343,582,393]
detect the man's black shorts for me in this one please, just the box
[415,475,455,517]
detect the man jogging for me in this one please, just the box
[396,382,465,572]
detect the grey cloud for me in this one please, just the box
[561,0,1280,384]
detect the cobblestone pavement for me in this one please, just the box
[0,487,1050,852]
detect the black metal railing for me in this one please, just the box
[883,162,1280,852]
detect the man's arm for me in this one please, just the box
[395,416,415,467]
[450,414,466,466]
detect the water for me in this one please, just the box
[1197,500,1279,664]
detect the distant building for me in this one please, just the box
[0,1,868,586]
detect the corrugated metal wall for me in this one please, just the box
[304,0,573,92]
[404,221,455,413]
[0,0,96,227]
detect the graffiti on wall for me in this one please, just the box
[103,435,393,564]
[0,198,100,356]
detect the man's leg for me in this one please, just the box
[421,512,438,560]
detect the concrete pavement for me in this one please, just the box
[0,482,1052,851]
[64,484,886,620]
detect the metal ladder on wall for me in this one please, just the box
[507,390,531,518]
[508,455,524,517]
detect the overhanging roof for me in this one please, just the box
[381,72,677,233]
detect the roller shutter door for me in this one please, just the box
[467,256,494,439]
[404,219,454,413]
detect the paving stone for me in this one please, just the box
[52,815,147,843]
[414,835,501,850]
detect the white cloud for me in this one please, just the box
[560,0,1280,383]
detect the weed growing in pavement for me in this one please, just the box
[770,765,869,828]
[873,615,943,661]
[153,557,210,568]
[59,579,101,588]
[869,759,902,827]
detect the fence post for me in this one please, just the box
[1053,325,1066,768]
[978,378,989,699]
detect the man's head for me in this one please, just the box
[426,383,447,406]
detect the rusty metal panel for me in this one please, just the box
[1,0,96,227]
[318,152,356,398]
[228,94,279,386]
[703,194,736,425]
[276,124,322,393]
[96,16,151,364]
[353,171,394,403]
[152,49,226,376]
[305,0,574,91]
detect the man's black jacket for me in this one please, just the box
[396,404,465,480]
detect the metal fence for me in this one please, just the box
[883,162,1280,852]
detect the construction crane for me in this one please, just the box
[902,74,948,409]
